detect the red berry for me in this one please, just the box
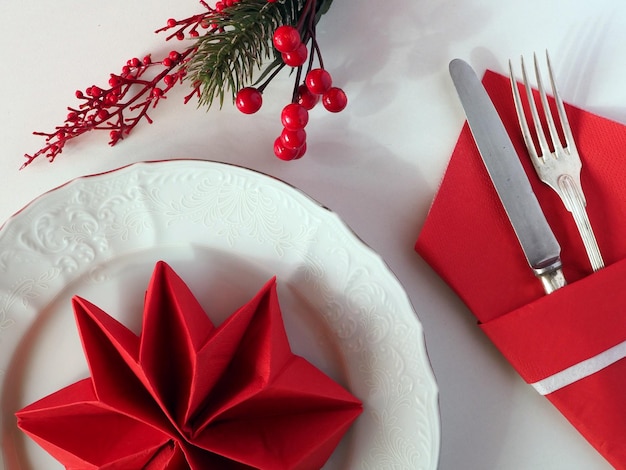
[163,74,176,87]
[151,87,164,98]
[235,87,263,114]
[294,142,307,159]
[87,86,102,97]
[280,127,306,149]
[322,87,348,112]
[305,68,332,94]
[108,75,121,87]
[281,43,308,67]
[167,18,177,28]
[105,92,119,105]
[281,103,308,130]
[273,25,301,53]
[297,84,319,110]
[274,137,299,161]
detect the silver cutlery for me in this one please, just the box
[449,58,566,294]
[509,52,604,272]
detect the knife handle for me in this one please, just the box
[534,264,566,294]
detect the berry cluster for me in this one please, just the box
[234,13,347,161]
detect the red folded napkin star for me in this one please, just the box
[416,70,626,468]
[16,261,362,469]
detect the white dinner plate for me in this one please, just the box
[0,159,439,469]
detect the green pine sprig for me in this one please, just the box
[185,0,333,108]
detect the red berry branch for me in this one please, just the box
[23,0,337,168]
[23,50,196,169]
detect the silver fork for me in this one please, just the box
[509,51,604,272]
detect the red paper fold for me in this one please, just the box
[480,258,626,384]
[416,70,626,468]
[16,261,362,469]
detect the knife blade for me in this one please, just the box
[449,58,566,294]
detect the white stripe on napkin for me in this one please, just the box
[531,340,626,395]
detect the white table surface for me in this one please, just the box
[1,0,624,468]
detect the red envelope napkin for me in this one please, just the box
[16,261,362,469]
[416,70,626,468]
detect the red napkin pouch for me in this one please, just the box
[416,70,626,469]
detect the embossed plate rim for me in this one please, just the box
[0,159,440,469]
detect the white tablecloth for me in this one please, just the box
[2,0,624,468]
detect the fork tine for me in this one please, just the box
[534,52,564,154]
[520,55,551,161]
[509,59,540,162]
[545,50,576,151]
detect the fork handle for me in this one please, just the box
[558,175,605,271]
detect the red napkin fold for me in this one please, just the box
[16,261,362,469]
[416,70,626,468]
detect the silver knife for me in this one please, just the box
[449,58,566,294]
